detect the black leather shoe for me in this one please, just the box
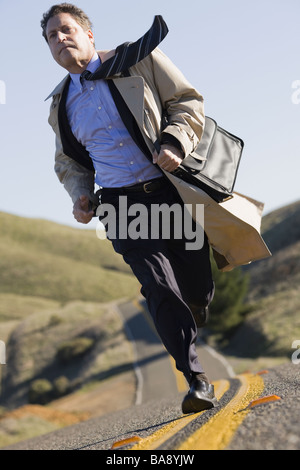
[190,305,209,328]
[182,378,218,414]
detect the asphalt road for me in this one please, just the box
[2,299,300,451]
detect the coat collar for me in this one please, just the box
[45,49,115,101]
[45,74,69,101]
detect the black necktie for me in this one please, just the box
[81,15,168,81]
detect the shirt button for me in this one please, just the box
[90,86,94,91]
[138,179,142,182]
[108,125,112,129]
[130,161,134,165]
[119,143,124,147]
[98,106,102,110]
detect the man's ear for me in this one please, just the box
[87,29,94,45]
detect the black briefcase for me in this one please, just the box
[171,116,244,202]
[145,111,244,203]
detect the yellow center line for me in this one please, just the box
[177,373,264,451]
[130,379,230,451]
[168,356,188,393]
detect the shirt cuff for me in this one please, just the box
[160,133,184,158]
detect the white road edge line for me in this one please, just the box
[116,305,144,405]
[198,339,236,378]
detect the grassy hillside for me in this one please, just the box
[243,200,300,300]
[0,212,139,415]
[224,200,300,362]
[0,211,139,303]
[1,300,133,407]
[0,211,129,270]
[261,200,300,237]
[0,298,134,447]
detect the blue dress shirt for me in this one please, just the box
[66,52,162,188]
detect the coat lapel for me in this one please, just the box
[112,76,145,130]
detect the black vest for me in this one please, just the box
[57,77,153,172]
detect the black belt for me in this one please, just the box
[101,177,167,195]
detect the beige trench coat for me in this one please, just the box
[46,48,271,271]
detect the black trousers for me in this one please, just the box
[99,179,214,384]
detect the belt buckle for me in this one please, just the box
[143,181,153,193]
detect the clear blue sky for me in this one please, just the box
[0,0,299,230]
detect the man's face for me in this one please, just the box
[46,12,95,73]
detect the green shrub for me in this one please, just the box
[56,337,94,363]
[53,376,70,397]
[209,260,250,341]
[48,314,63,327]
[28,379,53,404]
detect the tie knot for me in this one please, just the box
[80,70,92,82]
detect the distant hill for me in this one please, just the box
[225,200,300,359]
[243,200,300,299]
[262,200,300,239]
[0,211,139,303]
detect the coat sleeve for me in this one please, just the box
[48,97,98,207]
[54,139,97,206]
[150,48,205,158]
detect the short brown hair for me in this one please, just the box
[41,3,93,42]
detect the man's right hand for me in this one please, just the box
[73,195,94,224]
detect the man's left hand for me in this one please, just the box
[73,195,94,224]
[152,144,183,172]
